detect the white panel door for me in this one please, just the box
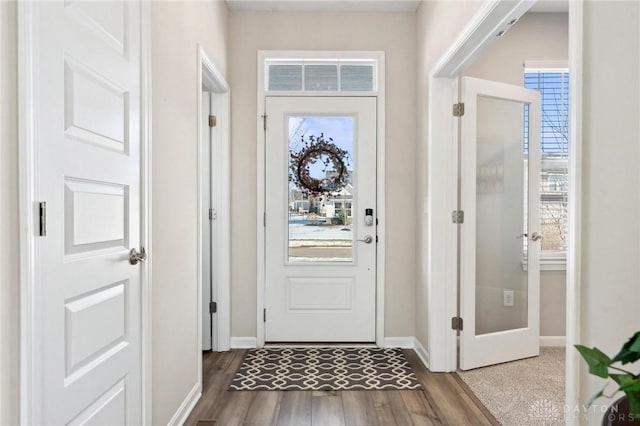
[459,77,541,370]
[265,97,377,342]
[33,1,144,424]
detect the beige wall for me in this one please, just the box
[228,10,417,338]
[464,12,568,337]
[0,1,19,424]
[414,0,485,349]
[150,1,228,424]
[580,1,640,420]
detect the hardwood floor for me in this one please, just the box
[184,349,499,425]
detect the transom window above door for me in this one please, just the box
[265,58,379,93]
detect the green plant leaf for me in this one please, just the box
[611,332,640,365]
[627,391,640,418]
[575,345,612,378]
[611,374,636,387]
[619,378,640,393]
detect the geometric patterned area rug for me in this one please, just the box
[229,347,422,391]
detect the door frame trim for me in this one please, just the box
[256,50,386,347]
[17,2,154,423]
[426,0,583,421]
[196,45,231,400]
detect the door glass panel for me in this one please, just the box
[475,96,529,335]
[287,116,354,262]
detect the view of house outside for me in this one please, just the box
[287,116,355,262]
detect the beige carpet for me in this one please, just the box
[457,347,565,425]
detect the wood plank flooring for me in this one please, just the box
[184,349,499,425]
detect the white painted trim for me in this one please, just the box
[384,337,415,349]
[540,336,566,347]
[231,337,258,349]
[256,50,386,347]
[432,0,536,78]
[413,338,430,370]
[140,3,153,424]
[257,52,266,347]
[566,1,583,424]
[166,383,201,426]
[196,46,232,409]
[18,2,38,422]
[426,76,459,373]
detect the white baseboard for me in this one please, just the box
[230,337,258,349]
[384,337,415,349]
[167,382,201,426]
[384,336,430,369]
[540,336,566,347]
[412,338,430,370]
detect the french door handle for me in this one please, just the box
[129,247,147,265]
[529,232,543,242]
[358,235,373,244]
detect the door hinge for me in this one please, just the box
[263,212,266,227]
[209,115,217,127]
[38,201,47,236]
[209,208,217,221]
[453,103,465,117]
[261,114,267,131]
[451,316,463,331]
[263,308,266,322]
[452,210,464,224]
[209,301,217,314]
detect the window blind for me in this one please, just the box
[267,61,375,93]
[524,70,569,254]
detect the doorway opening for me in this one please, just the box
[197,44,231,381]
[256,51,387,347]
[426,0,582,422]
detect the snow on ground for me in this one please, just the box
[288,223,352,240]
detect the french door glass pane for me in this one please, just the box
[475,96,529,335]
[287,116,354,262]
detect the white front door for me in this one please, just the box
[31,1,144,423]
[459,77,541,370]
[265,97,377,342]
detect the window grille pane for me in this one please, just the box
[340,65,374,91]
[269,65,302,91]
[304,65,338,91]
[524,70,569,254]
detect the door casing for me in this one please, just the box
[197,43,231,372]
[17,2,153,423]
[256,51,386,347]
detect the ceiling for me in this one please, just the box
[225,0,421,12]
[529,0,568,13]
[225,0,568,14]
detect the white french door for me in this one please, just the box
[265,97,377,342]
[28,1,145,423]
[459,77,541,370]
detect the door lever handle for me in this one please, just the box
[129,247,147,265]
[358,235,373,244]
[529,232,543,242]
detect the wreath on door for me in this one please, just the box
[289,133,351,196]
